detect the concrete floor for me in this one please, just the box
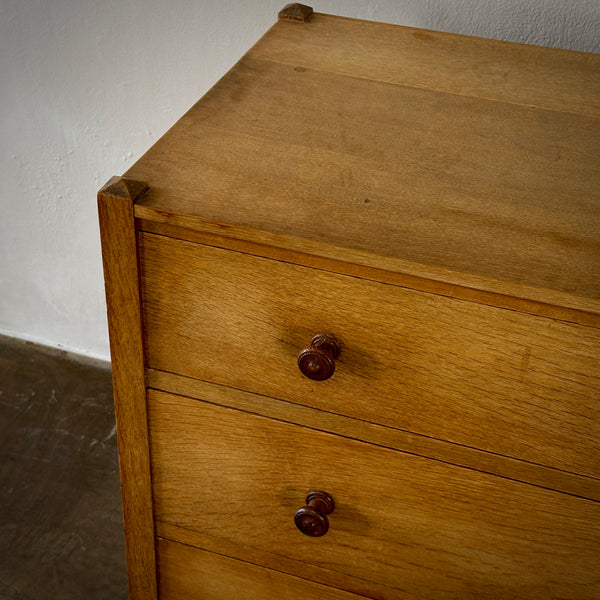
[0,335,128,599]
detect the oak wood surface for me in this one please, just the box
[148,390,600,600]
[138,218,600,328]
[139,233,600,479]
[147,369,600,502]
[250,13,600,116]
[126,14,600,315]
[156,523,425,600]
[156,538,381,600]
[102,13,600,599]
[98,177,157,600]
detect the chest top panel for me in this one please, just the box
[126,11,600,319]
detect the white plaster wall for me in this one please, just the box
[1,0,598,361]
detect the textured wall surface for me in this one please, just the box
[1,0,598,360]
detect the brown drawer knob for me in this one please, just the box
[297,333,340,381]
[294,491,335,537]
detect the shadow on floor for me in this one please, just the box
[0,335,128,599]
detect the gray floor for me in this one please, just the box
[0,335,128,599]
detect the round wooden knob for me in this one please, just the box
[297,333,340,381]
[294,491,335,537]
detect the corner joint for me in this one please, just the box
[278,3,313,22]
[98,176,149,202]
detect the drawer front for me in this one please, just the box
[148,390,600,600]
[139,233,600,477]
[157,538,371,600]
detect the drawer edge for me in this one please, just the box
[147,369,600,502]
[135,216,600,328]
[157,525,422,600]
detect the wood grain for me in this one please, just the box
[139,233,600,479]
[251,13,600,116]
[156,538,383,600]
[146,369,600,502]
[127,44,600,315]
[103,14,600,599]
[157,523,424,600]
[98,177,157,600]
[138,218,600,328]
[148,391,600,600]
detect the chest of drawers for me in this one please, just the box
[98,5,600,599]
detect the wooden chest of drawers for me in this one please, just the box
[98,5,600,599]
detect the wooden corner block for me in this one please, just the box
[99,175,149,202]
[278,3,313,22]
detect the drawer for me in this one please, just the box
[157,538,377,600]
[148,390,600,600]
[139,232,600,477]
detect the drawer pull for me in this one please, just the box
[294,490,335,537]
[297,333,340,381]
